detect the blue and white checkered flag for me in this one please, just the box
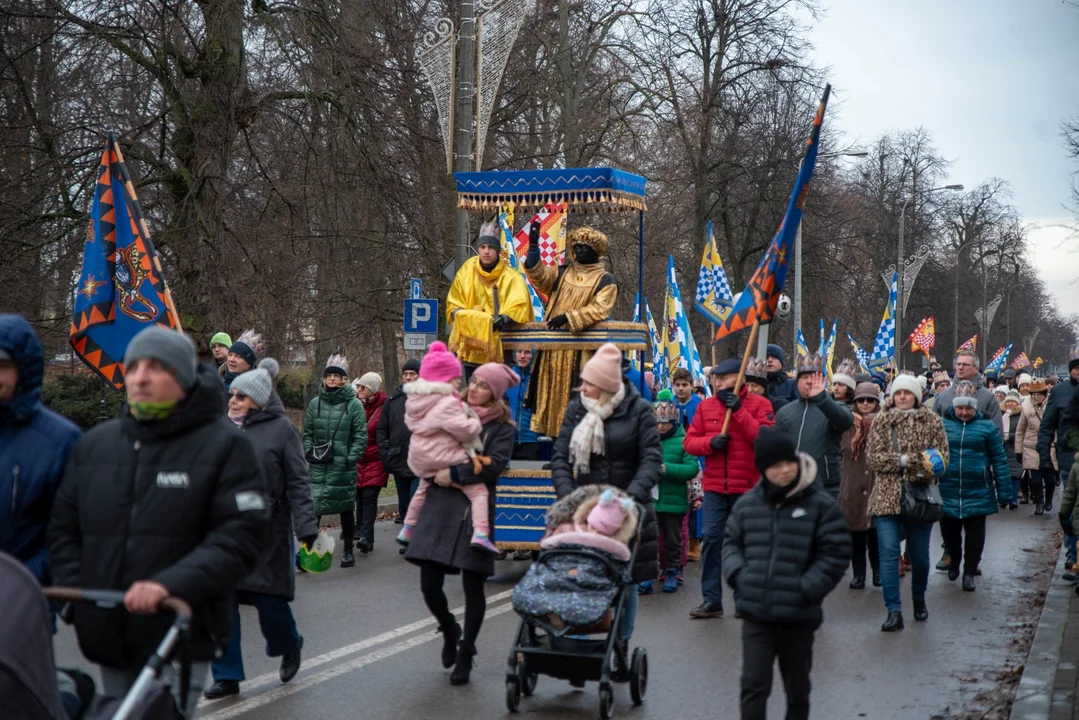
[869,271,897,369]
[694,221,735,324]
[847,332,872,374]
[499,211,545,321]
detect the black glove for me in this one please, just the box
[529,219,541,248]
[547,314,569,330]
[710,434,729,453]
[718,389,741,411]
[492,314,513,332]
[1061,515,1076,537]
[299,534,319,550]
[58,602,75,625]
[1016,453,1023,465]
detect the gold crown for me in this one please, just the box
[746,357,768,379]
[954,380,977,398]
[567,226,609,257]
[834,359,857,378]
[797,352,824,375]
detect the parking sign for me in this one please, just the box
[403,299,439,334]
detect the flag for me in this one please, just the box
[1034,356,1044,368]
[797,329,810,364]
[957,334,978,353]
[646,297,667,390]
[662,256,707,388]
[513,202,566,267]
[847,332,871,374]
[824,318,838,382]
[869,271,897,369]
[909,316,936,357]
[694,221,735,325]
[714,85,830,342]
[70,134,179,389]
[987,344,1012,373]
[818,318,826,357]
[498,206,544,321]
[1011,351,1032,370]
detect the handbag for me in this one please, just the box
[893,427,943,523]
[305,399,348,465]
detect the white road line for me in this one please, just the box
[199,601,517,720]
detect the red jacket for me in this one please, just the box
[683,387,775,495]
[357,391,389,488]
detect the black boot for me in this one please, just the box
[340,540,355,568]
[439,621,461,669]
[450,645,476,686]
[849,576,866,590]
[881,611,904,632]
[1035,503,1044,515]
[871,568,882,587]
[962,574,976,592]
[280,637,303,683]
[913,597,928,622]
[203,680,240,699]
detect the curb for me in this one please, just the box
[1010,542,1071,719]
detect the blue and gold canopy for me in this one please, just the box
[454,167,647,213]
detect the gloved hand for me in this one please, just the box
[547,314,569,330]
[1061,514,1076,538]
[58,602,75,625]
[492,314,513,332]
[529,219,541,248]
[710,434,729,453]
[299,534,319,551]
[717,389,741,411]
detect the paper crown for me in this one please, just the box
[325,353,350,376]
[476,220,500,245]
[834,359,857,377]
[1029,378,1048,393]
[796,352,824,375]
[745,357,768,381]
[234,329,265,359]
[932,370,952,385]
[954,380,978,398]
[653,395,679,423]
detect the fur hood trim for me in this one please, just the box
[545,485,639,546]
[403,378,458,396]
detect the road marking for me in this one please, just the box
[200,600,516,719]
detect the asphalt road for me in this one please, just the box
[54,503,1057,719]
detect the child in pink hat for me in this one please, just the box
[397,342,499,554]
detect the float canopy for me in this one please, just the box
[454,167,647,213]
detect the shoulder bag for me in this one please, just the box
[306,398,349,465]
[893,426,943,523]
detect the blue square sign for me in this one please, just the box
[404,299,439,334]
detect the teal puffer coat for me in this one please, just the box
[303,384,367,515]
[654,426,700,515]
[939,408,1011,519]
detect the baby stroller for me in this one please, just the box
[507,486,648,719]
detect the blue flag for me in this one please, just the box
[869,271,897,369]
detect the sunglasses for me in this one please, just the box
[855,398,877,404]
[230,392,247,401]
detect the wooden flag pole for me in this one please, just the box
[720,319,760,435]
[711,323,718,366]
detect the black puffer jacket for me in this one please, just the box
[722,454,850,629]
[376,386,416,482]
[551,380,662,583]
[48,364,270,670]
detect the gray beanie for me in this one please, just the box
[124,326,198,392]
[257,357,280,380]
[230,368,273,408]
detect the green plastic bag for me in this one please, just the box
[298,531,335,573]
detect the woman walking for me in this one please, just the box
[205,368,320,699]
[1001,390,1024,508]
[840,382,882,590]
[939,381,1011,591]
[1016,378,1051,514]
[304,354,367,568]
[404,359,517,686]
[355,372,388,555]
[866,374,949,631]
[551,343,662,653]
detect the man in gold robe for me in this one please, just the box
[524,222,618,437]
[446,221,532,374]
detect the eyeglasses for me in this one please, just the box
[1031,391,1048,397]
[230,392,247,401]
[855,398,877,404]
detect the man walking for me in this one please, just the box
[1045,350,1079,566]
[764,344,798,405]
[378,358,421,540]
[49,326,269,712]
[934,350,1002,432]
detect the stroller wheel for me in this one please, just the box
[598,683,615,720]
[629,648,648,706]
[517,660,538,697]
[506,677,521,713]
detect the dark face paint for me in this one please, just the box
[573,243,599,265]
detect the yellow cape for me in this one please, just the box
[446,256,532,365]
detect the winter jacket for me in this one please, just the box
[48,364,269,670]
[934,376,1003,434]
[1015,397,1046,471]
[404,418,515,577]
[1039,378,1078,479]
[1058,462,1079,520]
[376,386,415,483]
[405,379,483,479]
[1001,408,1023,478]
[303,385,366,516]
[356,390,388,488]
[675,392,702,431]
[684,389,775,495]
[775,392,855,495]
[551,380,662,583]
[236,393,318,600]
[654,426,700,515]
[505,362,539,445]
[838,413,877,532]
[0,315,82,584]
[767,371,798,404]
[939,408,1011,519]
[865,406,950,517]
[722,454,850,629]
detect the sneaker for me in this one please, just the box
[689,601,724,618]
[662,569,679,593]
[395,525,414,546]
[637,581,654,595]
[935,552,951,571]
[469,532,500,555]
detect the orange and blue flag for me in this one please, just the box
[713,84,830,343]
[70,133,178,389]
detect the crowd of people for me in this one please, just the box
[3,305,1079,719]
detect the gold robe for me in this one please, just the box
[525,261,618,437]
[446,257,532,366]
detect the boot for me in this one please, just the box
[913,597,928,622]
[280,638,303,683]
[935,552,951,571]
[881,611,904,632]
[871,568,882,587]
[203,680,240,699]
[962,574,976,591]
[687,538,701,562]
[849,576,866,590]
[439,621,461,669]
[1034,503,1044,515]
[637,580,654,595]
[662,568,679,593]
[947,565,960,582]
[340,540,355,568]
[450,645,476,686]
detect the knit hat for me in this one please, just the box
[796,352,824,379]
[210,332,232,349]
[953,380,979,408]
[1002,369,1017,380]
[870,371,888,392]
[123,326,198,393]
[475,219,500,250]
[472,362,519,401]
[754,428,799,475]
[229,330,264,369]
[420,341,463,384]
[1017,373,1033,387]
[580,343,624,394]
[402,358,421,375]
[832,359,857,392]
[766,343,785,367]
[993,386,1007,399]
[854,382,881,402]
[916,375,928,390]
[324,353,349,378]
[653,389,679,423]
[586,489,633,536]
[1029,378,1048,394]
[355,372,381,394]
[230,368,273,408]
[258,357,280,380]
[745,358,768,387]
[1004,389,1022,405]
[711,358,742,376]
[889,373,923,407]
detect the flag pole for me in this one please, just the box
[720,319,760,435]
[711,323,718,366]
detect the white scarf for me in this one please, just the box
[569,383,626,475]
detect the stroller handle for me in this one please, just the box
[44,586,193,621]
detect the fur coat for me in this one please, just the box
[865,406,950,517]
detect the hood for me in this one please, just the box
[121,363,228,441]
[245,391,285,427]
[784,453,818,500]
[318,383,355,405]
[0,314,44,424]
[404,382,462,423]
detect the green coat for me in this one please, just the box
[654,426,700,515]
[303,385,366,515]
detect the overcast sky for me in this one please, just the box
[806,0,1079,315]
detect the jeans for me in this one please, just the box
[356,486,381,548]
[212,591,302,682]
[620,586,638,641]
[1011,476,1021,504]
[100,662,209,718]
[701,492,740,605]
[850,530,879,579]
[875,515,932,612]
[939,515,987,576]
[1068,533,1078,566]
[740,620,814,720]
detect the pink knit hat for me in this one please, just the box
[587,489,633,536]
[419,341,462,384]
[472,362,519,401]
[580,343,624,394]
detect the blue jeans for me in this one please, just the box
[620,586,638,641]
[701,492,740,606]
[874,515,932,612]
[1068,532,1077,566]
[211,591,302,682]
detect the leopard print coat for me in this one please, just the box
[865,406,950,517]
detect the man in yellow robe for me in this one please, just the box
[446,221,532,372]
[524,223,618,437]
